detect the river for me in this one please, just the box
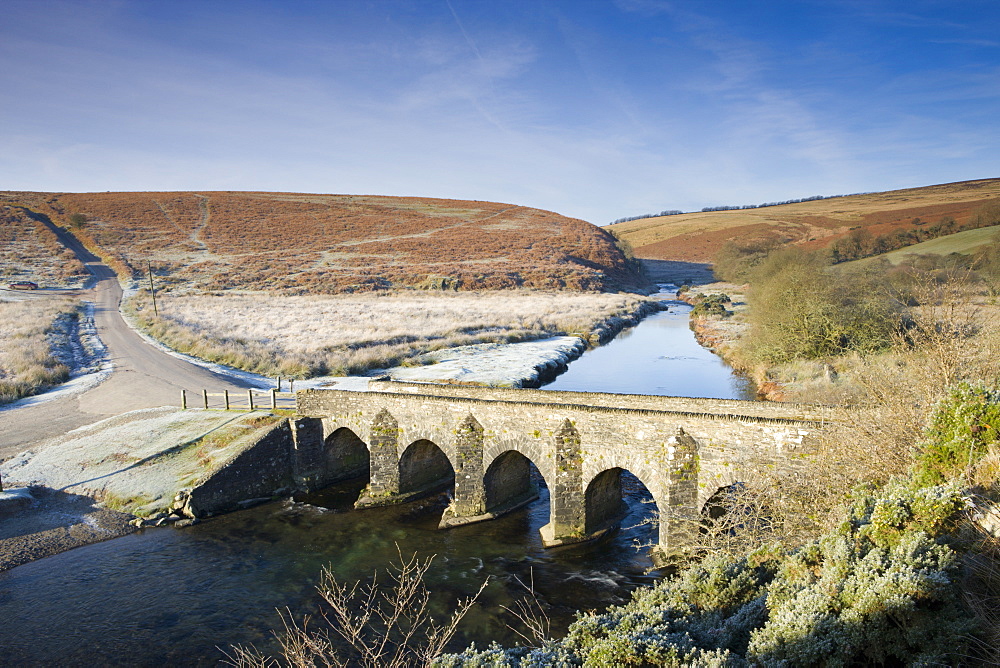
[0,287,751,665]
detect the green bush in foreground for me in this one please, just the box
[913,382,1000,487]
[434,481,974,667]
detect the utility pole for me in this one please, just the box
[147,260,158,317]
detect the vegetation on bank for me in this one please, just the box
[710,227,1000,367]
[438,482,974,666]
[231,379,1000,666]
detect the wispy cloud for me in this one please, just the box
[1,1,997,223]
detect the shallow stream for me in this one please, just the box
[0,287,752,665]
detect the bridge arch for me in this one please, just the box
[483,450,544,516]
[584,466,662,540]
[319,426,370,486]
[399,438,455,496]
[483,438,554,491]
[697,469,740,512]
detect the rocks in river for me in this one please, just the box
[130,509,200,528]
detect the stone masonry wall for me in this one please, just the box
[187,419,296,517]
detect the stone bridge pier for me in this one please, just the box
[293,381,833,562]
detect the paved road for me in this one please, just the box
[0,220,256,459]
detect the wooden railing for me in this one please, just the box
[181,388,296,411]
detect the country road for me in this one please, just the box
[0,219,255,460]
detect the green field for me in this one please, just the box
[860,224,1000,266]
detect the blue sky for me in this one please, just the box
[2,1,998,224]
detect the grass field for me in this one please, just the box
[609,178,1000,262]
[126,290,651,378]
[0,297,78,403]
[856,224,1000,265]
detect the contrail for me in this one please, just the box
[444,0,508,132]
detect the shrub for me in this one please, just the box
[691,293,732,318]
[913,382,1000,486]
[713,237,783,283]
[744,250,904,363]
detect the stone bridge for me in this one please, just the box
[293,380,836,561]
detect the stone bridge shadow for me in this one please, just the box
[284,381,837,563]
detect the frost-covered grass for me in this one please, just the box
[126,290,650,378]
[1,407,282,517]
[0,297,79,403]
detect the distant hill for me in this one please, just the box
[609,178,1000,263]
[1,191,642,293]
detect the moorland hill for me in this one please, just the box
[609,178,1000,262]
[1,191,641,293]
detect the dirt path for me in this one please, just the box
[0,219,254,460]
[192,193,210,250]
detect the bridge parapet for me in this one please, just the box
[366,380,840,423]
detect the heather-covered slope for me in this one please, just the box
[2,191,642,293]
[609,178,1000,263]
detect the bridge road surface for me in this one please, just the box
[0,219,256,460]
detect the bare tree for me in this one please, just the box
[224,550,488,668]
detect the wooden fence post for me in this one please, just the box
[224,390,230,411]
[270,388,277,410]
[276,376,281,391]
[181,389,187,410]
[202,389,208,410]
[248,390,254,411]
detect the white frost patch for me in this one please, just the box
[382,336,586,387]
[298,376,375,391]
[0,407,260,514]
[0,301,113,412]
[0,487,34,502]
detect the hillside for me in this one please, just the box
[852,223,1000,266]
[0,206,88,288]
[609,178,1000,262]
[1,191,642,293]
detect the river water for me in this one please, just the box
[0,288,751,665]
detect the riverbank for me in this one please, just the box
[0,407,290,572]
[0,486,136,572]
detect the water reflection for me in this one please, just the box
[543,286,754,399]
